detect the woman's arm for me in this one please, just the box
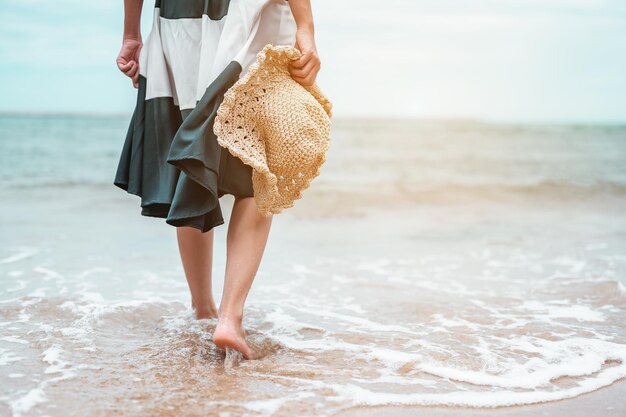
[117,0,144,88]
[287,0,321,87]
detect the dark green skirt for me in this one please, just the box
[112,0,268,233]
[113,66,254,233]
[114,0,296,232]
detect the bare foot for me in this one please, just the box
[212,318,255,359]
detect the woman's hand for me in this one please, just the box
[289,28,320,87]
[116,38,142,88]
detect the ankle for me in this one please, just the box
[217,308,243,324]
[194,306,218,319]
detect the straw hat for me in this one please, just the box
[214,44,333,216]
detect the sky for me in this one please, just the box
[0,0,625,123]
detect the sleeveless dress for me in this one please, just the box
[113,0,297,232]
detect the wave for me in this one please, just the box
[307,180,626,204]
[4,178,626,198]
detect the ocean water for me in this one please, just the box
[1,115,626,416]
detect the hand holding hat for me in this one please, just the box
[214,44,333,217]
[289,27,321,87]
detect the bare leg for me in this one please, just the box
[176,226,218,319]
[213,196,273,359]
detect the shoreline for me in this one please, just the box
[336,379,626,416]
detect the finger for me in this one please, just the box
[290,54,311,70]
[291,62,320,83]
[291,74,314,87]
[124,61,138,77]
[289,51,314,69]
[127,62,139,78]
[117,59,133,71]
[132,70,140,86]
[116,55,129,65]
[125,62,137,76]
[305,72,318,86]
[289,59,318,78]
[304,66,320,86]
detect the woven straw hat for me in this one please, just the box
[214,44,333,216]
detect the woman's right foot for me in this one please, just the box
[212,317,255,359]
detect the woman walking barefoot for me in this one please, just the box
[114,0,321,360]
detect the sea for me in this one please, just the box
[1,114,626,416]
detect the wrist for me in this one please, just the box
[296,22,314,34]
[123,33,142,42]
[123,18,142,42]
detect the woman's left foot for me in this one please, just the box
[212,317,255,359]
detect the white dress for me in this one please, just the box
[114,0,297,232]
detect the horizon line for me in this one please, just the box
[0,111,625,127]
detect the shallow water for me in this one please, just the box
[1,116,626,416]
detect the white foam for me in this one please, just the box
[430,314,482,330]
[255,258,626,409]
[274,296,419,335]
[331,346,626,408]
[520,300,605,322]
[41,344,74,376]
[270,326,626,403]
[1,335,28,344]
[74,267,110,279]
[330,374,606,408]
[414,338,624,389]
[10,388,47,417]
[25,288,45,299]
[0,247,38,265]
[0,347,24,366]
[33,266,64,282]
[240,391,316,415]
[550,256,587,275]
[5,280,27,293]
[6,339,82,416]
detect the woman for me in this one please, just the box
[114,0,320,359]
